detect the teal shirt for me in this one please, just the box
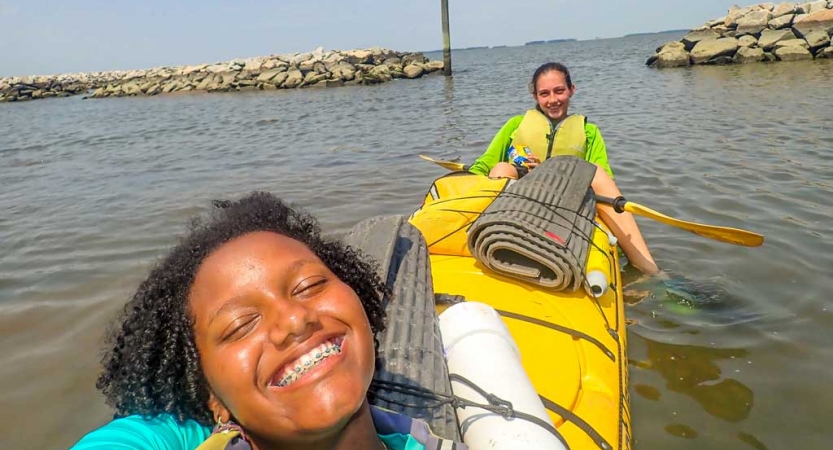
[468,114,614,178]
[70,406,459,450]
[70,415,210,450]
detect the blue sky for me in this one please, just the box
[1,0,736,77]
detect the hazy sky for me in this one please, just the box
[1,0,736,77]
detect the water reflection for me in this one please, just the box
[737,431,769,450]
[635,339,753,423]
[626,268,773,448]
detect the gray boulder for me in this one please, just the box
[146,84,162,96]
[703,55,735,65]
[817,46,833,58]
[344,50,373,65]
[322,53,345,71]
[793,9,833,37]
[774,38,811,49]
[690,37,740,64]
[804,29,831,49]
[205,76,225,92]
[283,69,304,88]
[368,65,392,83]
[713,25,731,34]
[270,71,289,87]
[656,40,685,52]
[403,64,425,78]
[806,0,828,14]
[323,52,344,65]
[196,74,216,91]
[331,61,357,81]
[162,81,181,93]
[682,29,721,49]
[774,45,814,60]
[736,10,773,35]
[423,60,444,72]
[734,46,766,62]
[792,13,810,24]
[311,79,344,88]
[243,59,263,72]
[772,2,798,17]
[725,5,764,27]
[205,64,229,74]
[654,43,691,68]
[123,81,142,95]
[739,35,758,47]
[768,14,795,29]
[256,68,284,82]
[759,28,798,49]
[302,72,327,85]
[299,58,316,72]
[705,16,728,27]
[219,71,237,87]
[402,53,427,65]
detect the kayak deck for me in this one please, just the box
[430,224,631,450]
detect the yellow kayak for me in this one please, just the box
[409,168,631,450]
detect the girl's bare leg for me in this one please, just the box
[591,166,659,275]
[489,162,519,179]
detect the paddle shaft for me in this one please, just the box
[595,195,763,247]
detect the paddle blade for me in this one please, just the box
[418,154,467,172]
[624,202,764,247]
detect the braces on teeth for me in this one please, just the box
[276,343,342,387]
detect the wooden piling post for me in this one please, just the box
[441,0,452,76]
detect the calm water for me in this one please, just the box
[2,33,832,449]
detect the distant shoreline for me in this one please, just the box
[422,31,682,53]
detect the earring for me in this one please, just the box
[216,413,230,429]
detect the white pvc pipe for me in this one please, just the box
[585,270,609,298]
[438,302,567,450]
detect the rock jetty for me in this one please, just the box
[647,2,833,68]
[0,47,444,103]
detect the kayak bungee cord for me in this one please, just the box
[369,376,571,449]
[369,377,615,450]
[421,189,619,339]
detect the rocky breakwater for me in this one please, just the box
[647,2,833,68]
[0,47,444,103]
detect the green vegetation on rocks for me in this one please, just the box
[646,2,833,68]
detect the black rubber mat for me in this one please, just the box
[467,156,597,291]
[344,215,461,441]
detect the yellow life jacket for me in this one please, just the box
[510,109,587,161]
[194,429,241,450]
[409,173,511,257]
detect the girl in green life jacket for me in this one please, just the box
[468,62,659,275]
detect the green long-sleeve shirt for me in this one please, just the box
[468,115,614,178]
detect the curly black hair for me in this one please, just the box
[96,192,388,425]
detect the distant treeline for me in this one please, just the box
[625,29,689,37]
[524,39,578,45]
